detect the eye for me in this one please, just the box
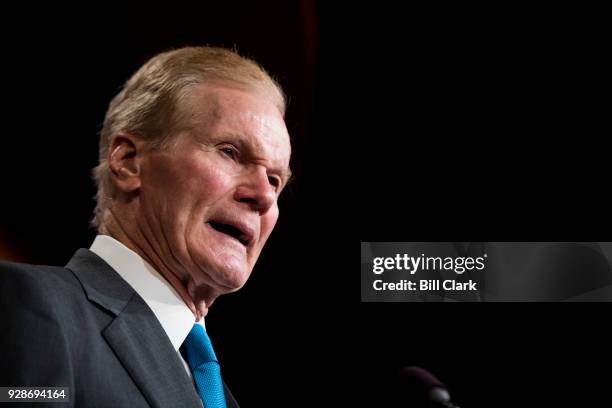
[220,146,238,160]
[268,176,281,191]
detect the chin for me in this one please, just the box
[204,259,251,292]
[222,268,250,291]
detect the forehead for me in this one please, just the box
[185,84,291,166]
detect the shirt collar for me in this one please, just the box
[90,234,203,350]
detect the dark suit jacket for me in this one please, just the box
[0,249,239,408]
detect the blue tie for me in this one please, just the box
[180,324,227,408]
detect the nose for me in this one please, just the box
[234,165,276,214]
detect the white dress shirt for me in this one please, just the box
[90,234,203,377]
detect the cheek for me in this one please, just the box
[142,155,234,240]
[177,161,233,206]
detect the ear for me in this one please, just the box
[108,133,145,194]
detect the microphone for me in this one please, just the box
[398,366,460,408]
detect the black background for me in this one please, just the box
[1,3,610,407]
[354,5,611,407]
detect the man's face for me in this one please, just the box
[138,84,291,301]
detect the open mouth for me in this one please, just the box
[208,221,250,246]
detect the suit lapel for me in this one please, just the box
[223,383,240,408]
[67,249,202,408]
[103,294,202,408]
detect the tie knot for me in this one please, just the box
[180,324,227,407]
[181,324,218,369]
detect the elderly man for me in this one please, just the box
[0,46,292,407]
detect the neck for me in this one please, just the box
[100,208,209,320]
